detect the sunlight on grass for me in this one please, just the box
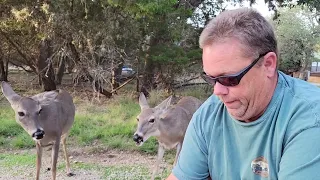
[11,133,35,148]
[0,153,35,168]
[68,95,145,152]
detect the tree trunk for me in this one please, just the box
[66,58,74,73]
[68,40,112,98]
[0,58,7,82]
[140,34,164,92]
[0,30,37,73]
[111,62,123,90]
[141,55,155,91]
[0,46,8,81]
[298,51,310,81]
[5,60,8,80]
[55,56,66,85]
[38,38,56,91]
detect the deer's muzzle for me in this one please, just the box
[32,129,45,140]
[133,134,143,146]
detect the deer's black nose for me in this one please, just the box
[32,129,45,140]
[133,134,143,143]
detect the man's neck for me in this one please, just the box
[245,73,279,123]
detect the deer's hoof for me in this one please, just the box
[67,172,75,177]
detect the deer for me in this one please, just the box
[1,81,75,180]
[133,92,202,180]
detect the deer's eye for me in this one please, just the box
[136,118,139,122]
[38,109,42,115]
[149,118,155,123]
[18,112,25,117]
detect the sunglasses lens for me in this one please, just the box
[201,74,216,86]
[218,77,239,86]
[201,73,240,86]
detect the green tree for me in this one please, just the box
[0,1,58,90]
[273,7,319,78]
[2,0,319,94]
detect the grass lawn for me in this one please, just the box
[0,78,211,179]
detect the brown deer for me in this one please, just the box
[1,81,75,180]
[133,92,202,180]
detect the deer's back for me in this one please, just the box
[35,90,75,138]
[176,96,202,116]
[157,96,202,148]
[55,90,75,134]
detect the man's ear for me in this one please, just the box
[262,52,277,77]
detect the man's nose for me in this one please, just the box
[213,82,229,96]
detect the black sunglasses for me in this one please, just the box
[201,52,269,87]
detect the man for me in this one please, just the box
[167,8,320,180]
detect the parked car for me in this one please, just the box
[118,65,136,82]
[121,65,135,78]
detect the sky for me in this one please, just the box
[225,0,274,17]
[189,0,275,27]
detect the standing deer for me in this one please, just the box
[1,81,75,180]
[133,92,202,180]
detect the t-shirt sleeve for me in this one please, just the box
[278,126,320,179]
[172,113,210,180]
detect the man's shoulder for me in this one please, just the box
[280,72,320,104]
[278,72,320,140]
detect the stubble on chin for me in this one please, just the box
[227,103,249,121]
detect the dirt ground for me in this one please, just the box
[0,146,172,180]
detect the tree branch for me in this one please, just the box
[0,29,37,72]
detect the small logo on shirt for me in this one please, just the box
[251,156,269,178]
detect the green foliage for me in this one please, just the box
[105,0,203,88]
[296,0,320,11]
[106,0,178,18]
[273,6,320,73]
[150,45,189,64]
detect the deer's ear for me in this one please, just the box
[155,95,173,110]
[1,81,21,104]
[32,90,59,103]
[139,92,149,109]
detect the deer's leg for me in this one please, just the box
[62,136,74,176]
[151,145,165,180]
[36,142,43,180]
[51,137,61,180]
[173,142,182,166]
